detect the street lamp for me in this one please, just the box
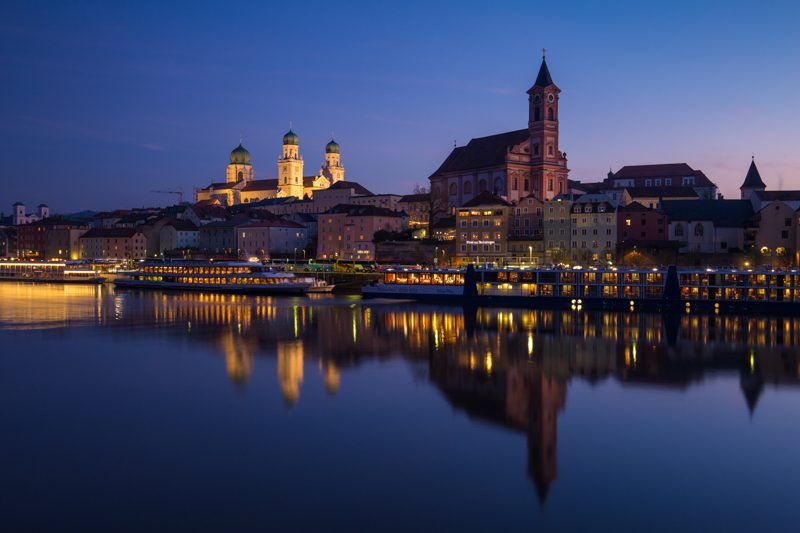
[434,245,439,267]
[528,245,533,264]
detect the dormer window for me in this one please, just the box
[584,206,592,213]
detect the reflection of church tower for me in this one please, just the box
[740,354,763,416]
[323,361,341,394]
[278,130,304,198]
[226,142,254,184]
[527,362,567,504]
[221,332,254,387]
[321,139,344,184]
[277,340,304,405]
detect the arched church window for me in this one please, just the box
[548,146,554,156]
[237,171,243,181]
[479,179,487,193]
[534,107,541,122]
[548,108,554,121]
[449,183,458,196]
[694,223,704,237]
[533,144,539,156]
[464,181,472,194]
[675,224,684,237]
[494,177,503,193]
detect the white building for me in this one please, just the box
[12,203,49,226]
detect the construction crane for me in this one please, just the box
[151,189,184,203]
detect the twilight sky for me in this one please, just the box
[2,0,799,213]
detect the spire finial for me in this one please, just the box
[454,139,457,148]
[752,153,755,161]
[239,133,243,145]
[289,120,293,131]
[542,47,546,59]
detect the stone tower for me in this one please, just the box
[225,141,254,184]
[278,129,304,198]
[322,139,345,184]
[527,53,569,201]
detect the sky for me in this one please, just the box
[1,0,799,213]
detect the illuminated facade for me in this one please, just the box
[455,192,512,265]
[317,205,407,261]
[196,133,347,206]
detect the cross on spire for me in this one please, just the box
[542,47,546,59]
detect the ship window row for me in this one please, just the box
[681,287,800,302]
[384,272,465,285]
[135,275,295,285]
[491,271,663,285]
[141,266,253,275]
[679,273,798,288]
[477,282,664,299]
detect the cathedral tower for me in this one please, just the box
[527,52,569,200]
[226,141,254,184]
[278,129,304,198]
[322,138,345,184]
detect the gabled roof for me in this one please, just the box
[202,182,236,191]
[618,201,658,213]
[610,163,716,188]
[163,219,198,231]
[241,179,278,192]
[754,190,800,202]
[624,186,699,199]
[241,219,304,229]
[661,200,754,227]
[81,228,143,239]
[741,159,766,189]
[399,193,431,203]
[326,181,373,196]
[429,129,530,177]
[461,191,512,208]
[326,204,405,218]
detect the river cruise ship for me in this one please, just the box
[362,265,800,314]
[0,261,104,284]
[114,260,326,294]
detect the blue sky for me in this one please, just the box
[2,0,799,212]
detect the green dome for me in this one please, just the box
[230,143,251,165]
[325,139,340,154]
[283,129,299,146]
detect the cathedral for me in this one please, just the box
[196,130,346,206]
[428,54,569,216]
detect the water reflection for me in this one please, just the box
[2,283,800,504]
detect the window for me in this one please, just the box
[524,179,529,190]
[785,217,792,227]
[533,144,539,156]
[548,179,553,191]
[694,223,704,237]
[479,179,487,192]
[548,108,554,121]
[675,224,685,237]
[782,230,789,239]
[449,183,457,196]
[464,181,472,194]
[655,179,661,186]
[548,146,554,156]
[645,179,652,187]
[534,107,541,121]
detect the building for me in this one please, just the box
[455,192,512,265]
[196,133,347,206]
[238,219,309,260]
[662,200,754,255]
[159,219,199,253]
[317,205,407,261]
[543,194,573,264]
[754,200,798,265]
[11,203,49,226]
[569,194,617,263]
[740,157,767,201]
[0,227,16,258]
[198,220,245,255]
[508,194,545,265]
[617,202,668,244]
[398,193,431,237]
[429,54,569,216]
[604,163,718,200]
[79,228,147,259]
[621,186,699,209]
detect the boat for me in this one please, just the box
[362,265,800,314]
[0,261,104,284]
[114,260,316,294]
[306,279,335,293]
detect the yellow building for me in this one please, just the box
[196,132,346,206]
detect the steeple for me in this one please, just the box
[741,157,766,190]
[740,157,766,200]
[529,50,556,92]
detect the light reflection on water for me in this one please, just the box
[1,282,799,531]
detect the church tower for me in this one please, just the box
[740,156,766,201]
[322,138,345,184]
[226,141,254,184]
[278,129,304,198]
[527,52,569,200]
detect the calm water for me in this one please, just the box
[2,283,800,532]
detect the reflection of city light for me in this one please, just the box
[485,352,493,374]
[750,351,755,374]
[527,333,534,356]
[632,343,637,365]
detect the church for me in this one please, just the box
[196,130,346,206]
[428,54,569,217]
